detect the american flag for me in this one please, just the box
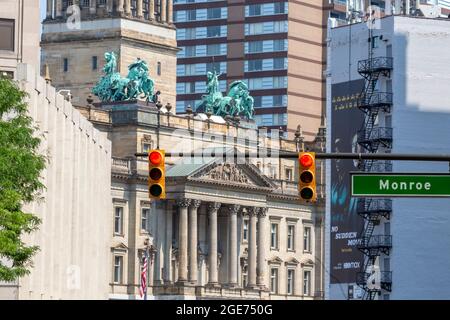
[140,251,148,300]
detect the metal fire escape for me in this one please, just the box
[355,32,394,299]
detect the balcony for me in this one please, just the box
[368,160,392,173]
[357,127,393,151]
[359,235,392,250]
[358,57,393,75]
[356,271,393,292]
[357,199,392,219]
[357,92,393,112]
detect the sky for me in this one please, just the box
[40,0,46,21]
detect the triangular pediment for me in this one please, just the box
[189,160,274,189]
[268,256,283,264]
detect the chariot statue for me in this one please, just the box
[92,52,157,103]
[197,70,255,120]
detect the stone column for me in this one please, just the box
[137,0,143,18]
[177,198,190,283]
[124,0,132,15]
[56,0,63,17]
[89,0,97,14]
[149,247,156,286]
[117,0,124,14]
[46,0,53,18]
[149,0,155,20]
[188,200,201,284]
[247,207,258,288]
[160,0,167,22]
[228,204,240,287]
[106,0,114,13]
[163,201,174,284]
[167,0,173,23]
[257,208,268,288]
[207,202,221,285]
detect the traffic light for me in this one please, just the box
[298,152,317,202]
[148,149,166,199]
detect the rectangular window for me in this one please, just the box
[253,96,262,108]
[63,58,69,72]
[304,227,311,252]
[248,59,263,72]
[273,95,283,106]
[249,23,264,35]
[207,7,221,19]
[142,142,152,153]
[270,223,278,249]
[287,225,295,250]
[248,41,263,53]
[285,168,293,181]
[248,4,262,16]
[185,46,196,57]
[303,270,311,296]
[273,39,285,51]
[0,19,15,51]
[141,208,150,231]
[187,9,196,21]
[207,26,221,38]
[206,44,221,56]
[113,256,123,284]
[206,62,221,73]
[287,269,295,295]
[114,207,123,235]
[157,62,162,76]
[274,2,286,14]
[273,58,285,70]
[186,28,196,40]
[270,268,278,294]
[92,56,98,71]
[243,219,249,241]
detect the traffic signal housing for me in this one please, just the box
[148,150,166,199]
[298,152,317,202]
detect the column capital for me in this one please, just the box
[258,207,268,217]
[177,198,191,208]
[208,202,221,212]
[228,204,241,215]
[247,207,258,217]
[190,199,201,209]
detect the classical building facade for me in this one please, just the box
[76,99,326,299]
[41,0,178,106]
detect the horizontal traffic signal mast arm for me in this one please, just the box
[136,152,450,162]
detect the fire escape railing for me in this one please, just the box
[355,55,394,300]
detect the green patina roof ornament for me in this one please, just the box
[197,70,255,120]
[92,52,158,103]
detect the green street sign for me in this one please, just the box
[351,173,450,197]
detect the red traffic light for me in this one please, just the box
[300,153,314,167]
[149,151,162,165]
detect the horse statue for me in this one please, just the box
[92,52,156,103]
[197,74,255,120]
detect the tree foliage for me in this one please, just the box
[0,76,46,282]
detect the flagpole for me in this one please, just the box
[144,249,148,301]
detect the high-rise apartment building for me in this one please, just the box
[174,0,338,141]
